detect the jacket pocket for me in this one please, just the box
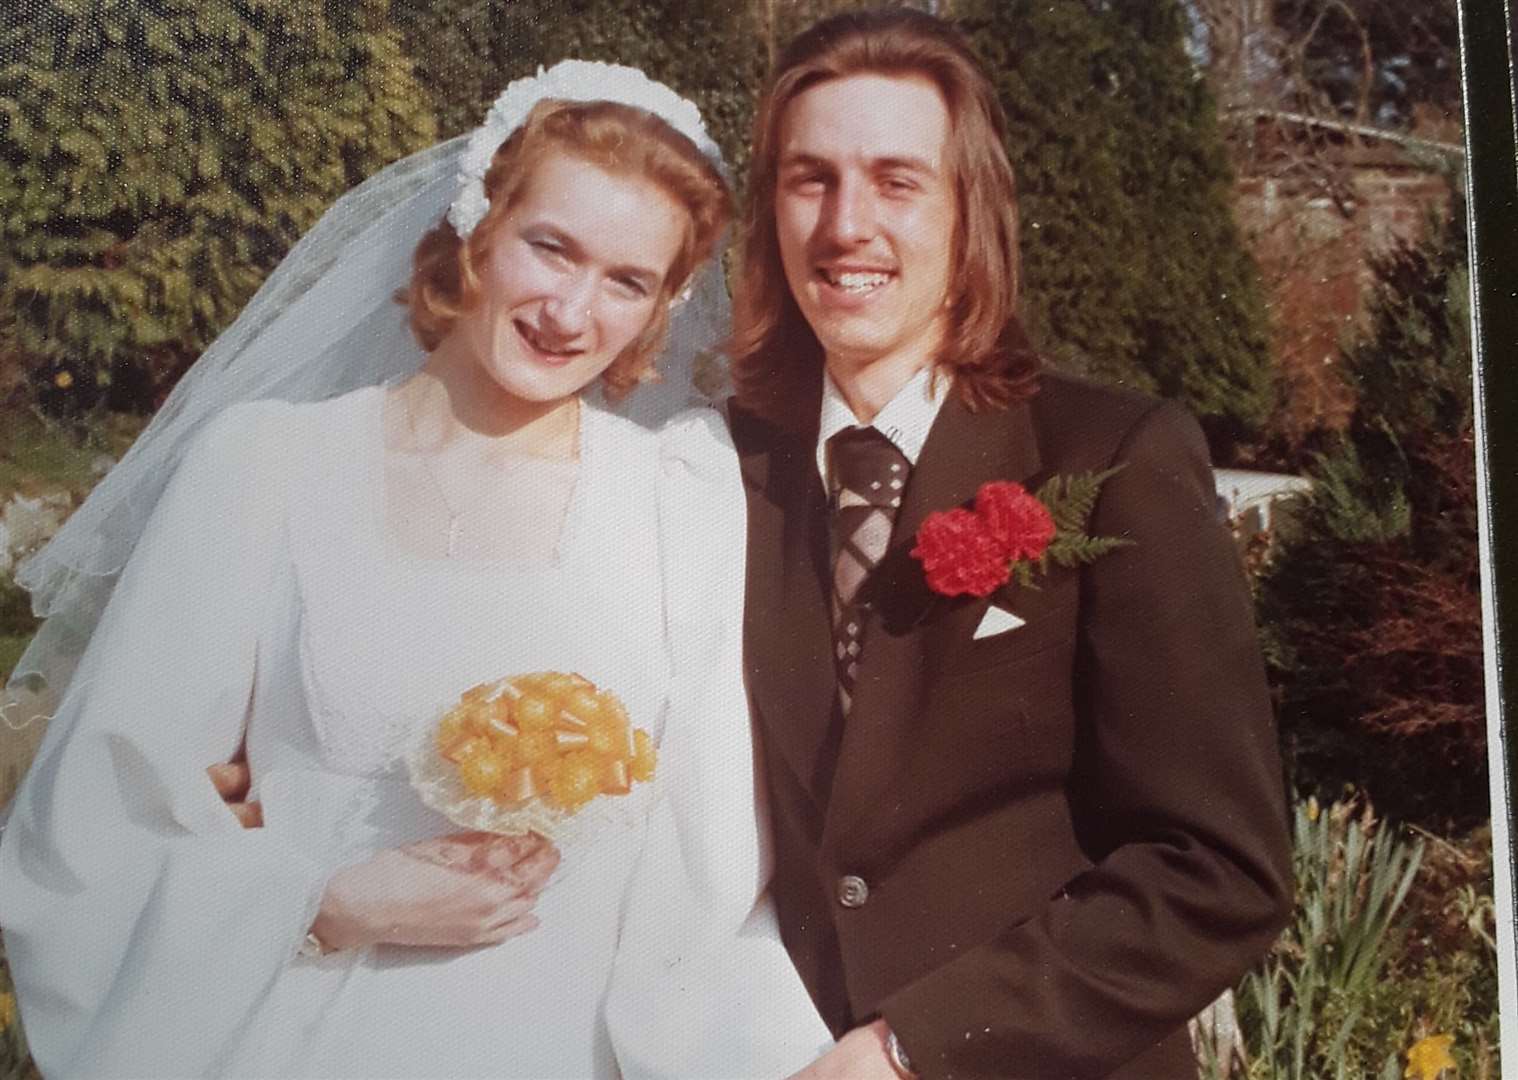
[936,599,1078,676]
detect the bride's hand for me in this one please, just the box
[309,831,559,950]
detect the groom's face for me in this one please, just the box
[774,72,956,379]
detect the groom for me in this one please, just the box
[728,9,1292,1079]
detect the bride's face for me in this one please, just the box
[459,151,689,405]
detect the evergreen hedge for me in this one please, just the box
[960,0,1275,454]
[0,0,436,410]
[391,0,766,179]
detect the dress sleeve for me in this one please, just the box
[605,408,835,1078]
[0,401,334,1078]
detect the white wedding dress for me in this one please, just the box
[0,387,832,1078]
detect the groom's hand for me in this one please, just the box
[206,760,262,828]
[787,1019,900,1080]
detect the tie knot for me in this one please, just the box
[829,427,910,508]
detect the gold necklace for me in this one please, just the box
[402,395,467,558]
[400,387,579,558]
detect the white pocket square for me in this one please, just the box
[973,605,1026,640]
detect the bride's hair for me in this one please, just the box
[403,99,732,399]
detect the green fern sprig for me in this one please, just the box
[1035,465,1125,533]
[1031,464,1133,574]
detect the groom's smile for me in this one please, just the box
[775,71,957,381]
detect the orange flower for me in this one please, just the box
[518,729,557,766]
[548,751,601,811]
[514,694,555,732]
[440,734,490,765]
[630,729,657,783]
[564,688,602,720]
[458,750,511,797]
[431,674,656,824]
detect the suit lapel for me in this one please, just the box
[823,392,1043,848]
[738,401,838,812]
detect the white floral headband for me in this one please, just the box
[446,59,725,241]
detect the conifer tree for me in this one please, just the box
[1256,201,1482,829]
[391,0,765,181]
[958,0,1275,452]
[0,0,436,410]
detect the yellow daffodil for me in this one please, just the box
[1405,1033,1456,1080]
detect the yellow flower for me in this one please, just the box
[1405,1033,1456,1080]
[1307,796,1320,822]
[0,990,16,1031]
[54,370,75,389]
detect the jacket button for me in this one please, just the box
[837,874,869,908]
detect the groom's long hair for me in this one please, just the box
[730,7,1039,429]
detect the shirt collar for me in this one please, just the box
[815,366,950,488]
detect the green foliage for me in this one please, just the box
[1035,466,1133,569]
[957,0,1275,452]
[1294,440,1411,545]
[1204,799,1498,1080]
[0,574,37,648]
[1256,204,1483,829]
[1227,798,1422,1079]
[0,0,437,412]
[391,0,766,185]
[1,936,39,1080]
[0,407,143,501]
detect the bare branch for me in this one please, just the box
[1319,0,1375,124]
[1222,107,1466,158]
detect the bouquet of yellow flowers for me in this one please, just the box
[408,672,656,840]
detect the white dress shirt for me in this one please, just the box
[815,366,951,493]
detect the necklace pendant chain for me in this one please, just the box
[400,383,582,559]
[444,514,464,559]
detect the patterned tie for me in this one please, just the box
[827,426,911,714]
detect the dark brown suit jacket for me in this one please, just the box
[730,370,1293,1079]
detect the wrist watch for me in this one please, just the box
[884,1028,919,1079]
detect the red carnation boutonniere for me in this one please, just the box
[910,468,1132,598]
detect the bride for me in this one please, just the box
[0,63,831,1077]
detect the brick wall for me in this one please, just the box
[1233,152,1452,445]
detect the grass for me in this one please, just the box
[0,403,143,686]
[0,406,143,502]
[0,939,39,1080]
[0,640,27,688]
[0,575,36,684]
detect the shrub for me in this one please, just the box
[1255,202,1483,829]
[0,0,436,413]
